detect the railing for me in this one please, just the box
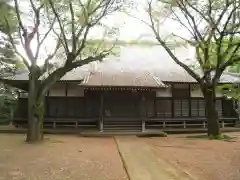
[146,117,238,129]
[13,117,99,130]
[13,116,238,130]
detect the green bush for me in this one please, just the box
[0,95,17,125]
[208,134,233,141]
[186,134,234,141]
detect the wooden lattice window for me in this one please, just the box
[67,98,85,117]
[155,99,172,117]
[222,99,237,118]
[216,99,222,117]
[174,99,189,117]
[191,99,205,117]
[146,98,154,117]
[48,98,67,118]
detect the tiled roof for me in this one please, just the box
[152,69,196,83]
[3,46,240,85]
[81,71,166,88]
[219,72,240,83]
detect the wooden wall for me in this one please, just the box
[15,82,238,120]
[49,83,84,97]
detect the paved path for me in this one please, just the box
[116,136,198,180]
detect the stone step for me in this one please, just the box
[103,127,142,131]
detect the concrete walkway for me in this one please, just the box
[115,137,198,180]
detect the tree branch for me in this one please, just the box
[195,45,204,68]
[218,5,240,65]
[35,31,41,60]
[52,28,67,53]
[69,1,76,53]
[29,0,37,12]
[4,17,30,70]
[13,0,25,31]
[147,1,201,82]
[40,38,62,75]
[221,43,240,69]
[215,5,238,71]
[48,0,69,53]
[170,10,196,38]
[185,0,212,24]
[26,0,43,43]
[213,42,240,83]
[35,17,56,59]
[74,0,114,58]
[75,25,91,58]
[38,53,108,98]
[176,1,204,43]
[17,26,24,48]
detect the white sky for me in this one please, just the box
[16,0,192,69]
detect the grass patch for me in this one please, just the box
[186,134,235,141]
[209,134,234,141]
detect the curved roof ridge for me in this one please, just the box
[147,71,167,87]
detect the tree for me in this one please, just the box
[0,0,20,77]
[5,0,127,142]
[228,59,240,72]
[0,0,22,124]
[0,86,18,125]
[146,0,240,136]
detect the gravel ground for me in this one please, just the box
[144,133,240,180]
[0,134,128,180]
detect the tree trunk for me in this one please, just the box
[26,74,44,143]
[202,86,220,136]
[26,109,43,142]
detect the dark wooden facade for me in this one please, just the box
[13,82,238,131]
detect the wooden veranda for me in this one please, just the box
[13,85,238,132]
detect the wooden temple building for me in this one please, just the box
[9,70,240,132]
[6,46,240,132]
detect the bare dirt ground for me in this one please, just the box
[0,134,128,180]
[143,132,240,180]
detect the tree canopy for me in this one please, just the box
[0,0,20,125]
[145,0,240,136]
[0,0,20,77]
[4,0,131,142]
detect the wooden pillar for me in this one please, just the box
[171,84,175,118]
[65,83,69,121]
[141,93,146,132]
[65,83,68,96]
[221,98,224,118]
[203,120,206,128]
[46,91,50,118]
[154,94,157,118]
[99,91,104,132]
[188,84,191,117]
[83,95,86,118]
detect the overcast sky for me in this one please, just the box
[16,0,193,72]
